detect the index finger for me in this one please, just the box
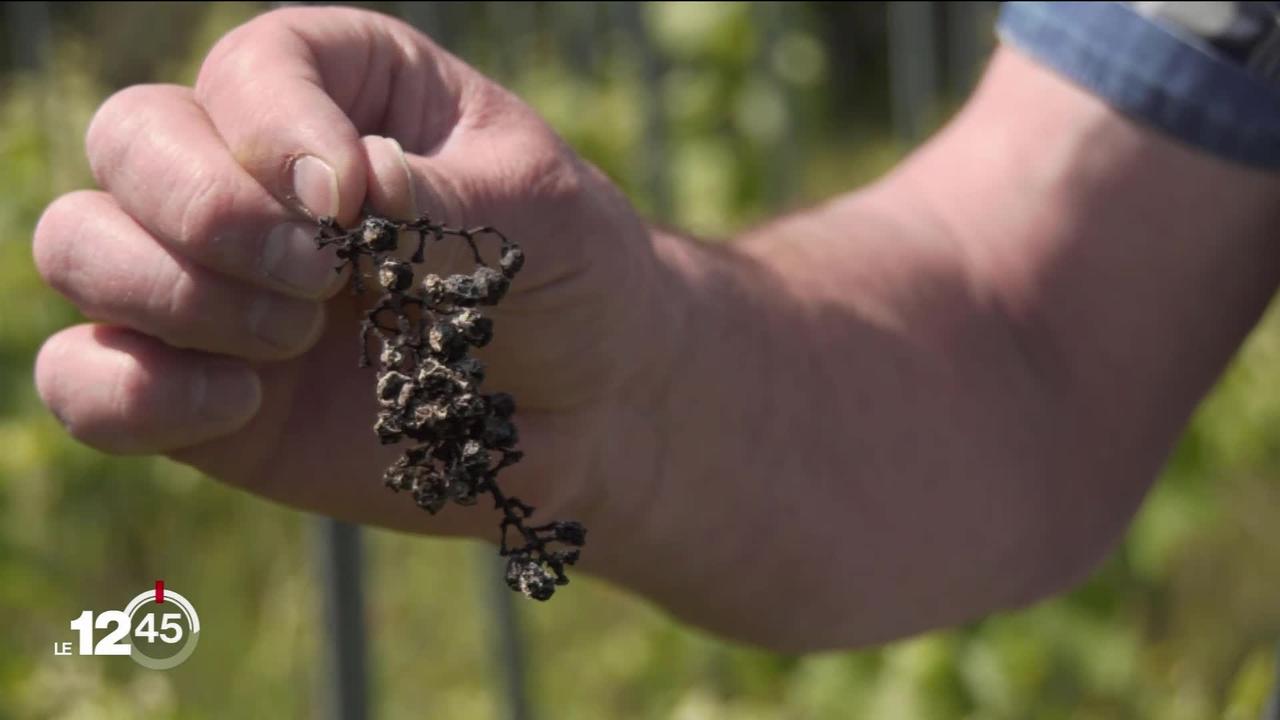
[193,6,472,224]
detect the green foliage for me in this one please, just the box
[2,3,1279,718]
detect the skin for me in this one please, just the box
[31,7,1280,652]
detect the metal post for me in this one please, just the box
[315,519,369,720]
[754,1,799,209]
[6,1,52,70]
[1265,640,1280,720]
[486,1,538,83]
[620,1,672,221]
[7,1,54,192]
[887,1,937,146]
[556,1,600,79]
[945,1,999,101]
[476,549,532,720]
[401,2,446,47]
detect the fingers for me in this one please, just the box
[34,324,261,454]
[195,12,361,221]
[193,7,473,222]
[85,83,347,301]
[34,190,326,361]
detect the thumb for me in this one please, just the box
[362,134,419,221]
[360,134,479,279]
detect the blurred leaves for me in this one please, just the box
[1,2,1279,718]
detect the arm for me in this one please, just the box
[32,7,1280,654]
[571,46,1280,652]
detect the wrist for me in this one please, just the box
[567,224,804,634]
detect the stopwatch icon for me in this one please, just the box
[122,581,201,669]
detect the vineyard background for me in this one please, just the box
[2,2,1280,718]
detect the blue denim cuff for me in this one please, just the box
[997,1,1280,171]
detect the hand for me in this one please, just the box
[32,6,682,539]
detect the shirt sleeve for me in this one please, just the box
[996,1,1280,171]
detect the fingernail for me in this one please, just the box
[263,222,345,298]
[248,293,325,354]
[291,155,339,219]
[196,361,261,424]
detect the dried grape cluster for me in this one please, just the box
[315,214,586,601]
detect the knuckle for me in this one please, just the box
[245,5,307,32]
[154,264,208,334]
[522,149,583,203]
[107,351,156,432]
[462,81,516,133]
[255,5,374,37]
[194,22,257,104]
[85,85,162,183]
[175,172,236,259]
[502,132,584,211]
[195,7,313,101]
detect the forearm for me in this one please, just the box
[572,47,1280,652]
[605,196,1067,653]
